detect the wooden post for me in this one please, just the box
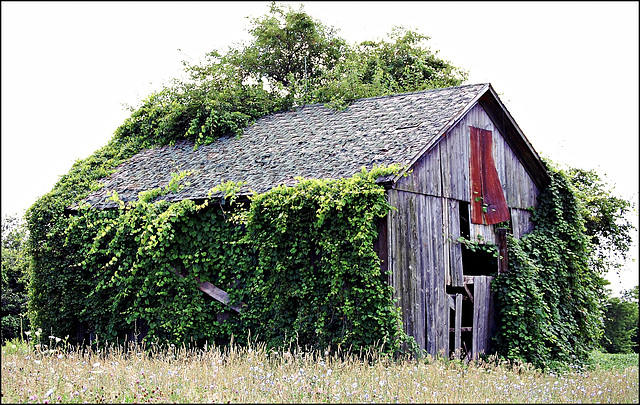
[455,294,462,359]
[497,228,508,274]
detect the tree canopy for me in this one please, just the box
[114,3,467,148]
[564,167,635,278]
[1,215,30,342]
[600,286,639,353]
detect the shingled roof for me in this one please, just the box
[81,83,545,209]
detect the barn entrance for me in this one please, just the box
[447,277,494,360]
[447,201,497,360]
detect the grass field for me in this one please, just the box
[1,334,638,403]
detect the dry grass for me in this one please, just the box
[1,334,638,403]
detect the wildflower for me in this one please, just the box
[93,362,100,368]
[24,331,31,336]
[29,395,37,401]
[352,382,358,389]
[45,389,54,397]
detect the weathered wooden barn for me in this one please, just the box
[82,83,550,359]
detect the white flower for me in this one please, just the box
[24,331,31,336]
[45,389,54,397]
[92,362,100,368]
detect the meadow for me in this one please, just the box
[1,333,638,403]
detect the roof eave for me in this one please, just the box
[389,83,491,183]
[479,84,550,189]
[388,83,550,191]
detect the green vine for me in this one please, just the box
[28,164,407,353]
[492,163,605,370]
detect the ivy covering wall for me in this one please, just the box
[28,166,406,353]
[492,164,605,369]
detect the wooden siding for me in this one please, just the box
[440,128,470,201]
[396,103,538,210]
[387,189,449,355]
[510,208,534,239]
[386,102,542,355]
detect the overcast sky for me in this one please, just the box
[2,1,638,294]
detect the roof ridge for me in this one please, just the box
[291,83,490,112]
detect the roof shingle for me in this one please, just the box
[83,83,489,209]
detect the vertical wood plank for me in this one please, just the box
[455,293,462,359]
[472,276,493,358]
[423,195,435,354]
[440,134,452,199]
[442,195,451,287]
[448,199,464,287]
[413,193,426,351]
[403,192,416,347]
[432,196,448,356]
[497,228,508,274]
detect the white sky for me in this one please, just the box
[2,1,638,295]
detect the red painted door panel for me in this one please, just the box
[469,127,510,225]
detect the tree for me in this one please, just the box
[564,167,636,278]
[308,26,467,107]
[600,286,639,353]
[1,214,30,342]
[233,2,347,89]
[114,2,467,148]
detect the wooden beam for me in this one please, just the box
[497,228,509,274]
[464,283,474,303]
[195,277,245,313]
[172,267,245,313]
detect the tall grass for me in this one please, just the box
[2,334,638,403]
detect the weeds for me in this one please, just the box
[2,333,638,403]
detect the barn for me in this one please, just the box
[81,83,550,359]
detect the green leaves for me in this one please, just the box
[493,165,605,370]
